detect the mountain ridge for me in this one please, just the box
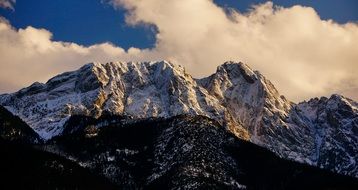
[0,60,357,178]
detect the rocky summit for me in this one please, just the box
[0,60,357,178]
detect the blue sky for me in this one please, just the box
[0,0,357,49]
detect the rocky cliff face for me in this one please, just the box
[296,95,358,176]
[0,60,357,177]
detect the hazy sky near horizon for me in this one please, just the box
[0,0,357,102]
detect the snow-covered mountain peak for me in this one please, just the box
[89,60,189,85]
[298,94,358,120]
[200,61,292,135]
[0,61,208,139]
[1,60,293,141]
[216,61,258,84]
[326,94,358,111]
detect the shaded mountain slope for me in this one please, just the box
[0,105,41,144]
[45,114,358,190]
[0,107,118,189]
[0,139,118,189]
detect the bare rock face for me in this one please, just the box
[1,60,357,178]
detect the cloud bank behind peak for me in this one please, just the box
[0,0,357,102]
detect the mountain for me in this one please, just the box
[0,60,357,178]
[46,114,358,189]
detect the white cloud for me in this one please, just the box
[0,0,15,10]
[110,0,358,101]
[0,18,151,92]
[0,0,357,102]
